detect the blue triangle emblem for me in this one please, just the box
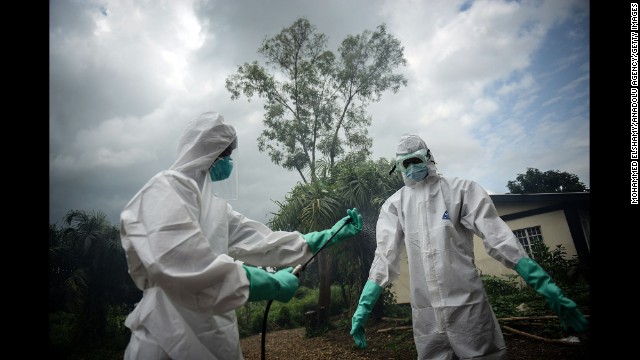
[442,210,450,220]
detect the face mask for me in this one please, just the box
[209,156,233,182]
[406,163,429,182]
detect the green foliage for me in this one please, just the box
[236,286,319,337]
[507,167,588,194]
[482,275,546,318]
[332,155,404,211]
[237,285,358,338]
[528,239,583,287]
[383,302,412,321]
[268,181,345,233]
[237,300,269,337]
[275,306,293,328]
[328,283,348,315]
[226,17,407,183]
[266,156,404,326]
[482,243,590,337]
[50,308,131,360]
[49,210,141,360]
[49,312,78,356]
[481,274,520,297]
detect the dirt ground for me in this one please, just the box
[241,319,591,360]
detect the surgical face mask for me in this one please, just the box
[405,163,429,182]
[209,156,233,182]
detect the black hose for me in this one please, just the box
[261,299,273,360]
[260,218,353,360]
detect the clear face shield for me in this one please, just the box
[209,138,239,200]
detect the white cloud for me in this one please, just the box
[50,0,590,225]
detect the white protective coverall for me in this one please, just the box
[120,112,314,359]
[370,134,529,360]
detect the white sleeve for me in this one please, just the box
[120,172,249,315]
[459,180,528,269]
[369,192,405,287]
[226,207,313,268]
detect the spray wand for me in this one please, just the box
[260,217,353,360]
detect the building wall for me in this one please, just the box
[390,202,578,304]
[473,209,577,277]
[389,246,411,304]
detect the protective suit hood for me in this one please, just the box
[120,110,315,359]
[396,134,438,186]
[169,112,237,189]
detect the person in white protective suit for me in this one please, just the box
[349,134,588,360]
[120,111,362,360]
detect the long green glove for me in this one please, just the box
[514,257,588,332]
[242,265,299,303]
[303,208,363,253]
[350,280,383,348]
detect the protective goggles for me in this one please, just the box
[395,149,429,173]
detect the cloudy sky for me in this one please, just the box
[49,0,590,227]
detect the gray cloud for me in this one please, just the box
[50,0,589,226]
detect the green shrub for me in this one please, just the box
[329,285,348,314]
[49,312,78,356]
[481,243,590,338]
[384,302,412,320]
[237,301,266,337]
[482,274,520,296]
[528,239,583,287]
[275,306,293,328]
[49,306,132,360]
[237,284,355,337]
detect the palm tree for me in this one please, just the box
[268,155,403,324]
[49,210,140,345]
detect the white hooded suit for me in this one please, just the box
[369,134,529,359]
[120,112,313,359]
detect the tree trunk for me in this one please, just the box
[317,251,333,325]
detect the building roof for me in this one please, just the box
[490,192,590,204]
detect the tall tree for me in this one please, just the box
[226,17,407,324]
[226,17,407,183]
[507,168,588,194]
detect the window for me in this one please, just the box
[513,226,543,258]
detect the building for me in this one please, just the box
[390,192,590,304]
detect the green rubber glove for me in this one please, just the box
[350,280,383,348]
[514,257,588,332]
[303,208,363,253]
[242,265,299,303]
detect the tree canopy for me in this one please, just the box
[226,17,407,183]
[506,167,588,194]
